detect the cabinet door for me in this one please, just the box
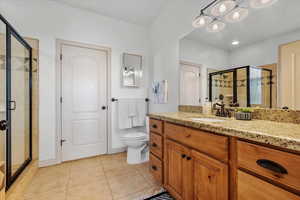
[238,170,300,200]
[191,150,228,200]
[164,140,191,200]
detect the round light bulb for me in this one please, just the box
[199,18,205,25]
[211,0,236,16]
[232,11,240,20]
[261,0,272,4]
[213,24,219,30]
[250,0,278,8]
[192,15,213,28]
[225,7,249,23]
[219,4,227,13]
[206,20,226,32]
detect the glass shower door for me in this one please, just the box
[6,30,32,186]
[0,19,7,194]
[0,14,32,189]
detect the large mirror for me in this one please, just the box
[179,0,300,110]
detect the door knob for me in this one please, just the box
[0,120,8,131]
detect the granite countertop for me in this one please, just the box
[148,112,300,152]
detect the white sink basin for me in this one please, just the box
[189,118,225,123]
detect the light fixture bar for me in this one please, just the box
[193,0,279,33]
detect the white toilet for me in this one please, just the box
[121,117,150,164]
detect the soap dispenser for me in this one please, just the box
[203,97,212,115]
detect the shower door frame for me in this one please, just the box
[209,66,272,108]
[0,14,33,190]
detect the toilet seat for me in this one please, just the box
[121,132,148,140]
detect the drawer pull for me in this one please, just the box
[152,124,157,129]
[152,143,157,147]
[151,165,157,171]
[186,156,192,161]
[256,159,288,175]
[181,154,186,158]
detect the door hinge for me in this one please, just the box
[61,139,66,146]
[60,54,63,61]
[60,97,63,103]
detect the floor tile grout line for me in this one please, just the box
[100,156,115,200]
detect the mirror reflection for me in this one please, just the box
[179,0,300,110]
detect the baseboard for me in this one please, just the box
[108,147,126,154]
[38,159,60,168]
[39,148,126,167]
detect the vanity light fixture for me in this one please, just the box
[193,0,279,32]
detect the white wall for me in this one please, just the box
[229,29,300,67]
[179,38,230,104]
[0,0,150,163]
[150,0,210,113]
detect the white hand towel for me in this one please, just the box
[133,100,146,127]
[118,99,132,129]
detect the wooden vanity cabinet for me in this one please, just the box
[191,150,228,200]
[149,118,300,200]
[149,119,164,185]
[164,140,192,200]
[164,139,228,200]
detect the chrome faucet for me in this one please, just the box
[212,95,231,118]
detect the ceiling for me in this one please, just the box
[185,0,300,51]
[49,0,169,26]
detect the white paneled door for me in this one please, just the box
[180,63,201,105]
[279,40,300,110]
[61,43,108,162]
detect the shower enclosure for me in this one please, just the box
[209,66,272,108]
[0,14,32,189]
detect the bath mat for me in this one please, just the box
[143,191,174,200]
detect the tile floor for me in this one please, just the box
[7,153,162,200]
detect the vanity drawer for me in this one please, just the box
[165,122,229,162]
[150,119,163,135]
[238,170,300,200]
[237,141,300,192]
[150,132,163,159]
[150,153,163,184]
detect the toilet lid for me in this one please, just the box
[122,132,147,139]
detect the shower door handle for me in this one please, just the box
[0,120,8,131]
[9,101,16,111]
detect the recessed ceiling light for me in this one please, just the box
[232,40,240,45]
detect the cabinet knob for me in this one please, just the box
[152,124,158,129]
[185,134,191,138]
[151,165,157,171]
[186,157,192,161]
[181,154,186,158]
[152,143,157,147]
